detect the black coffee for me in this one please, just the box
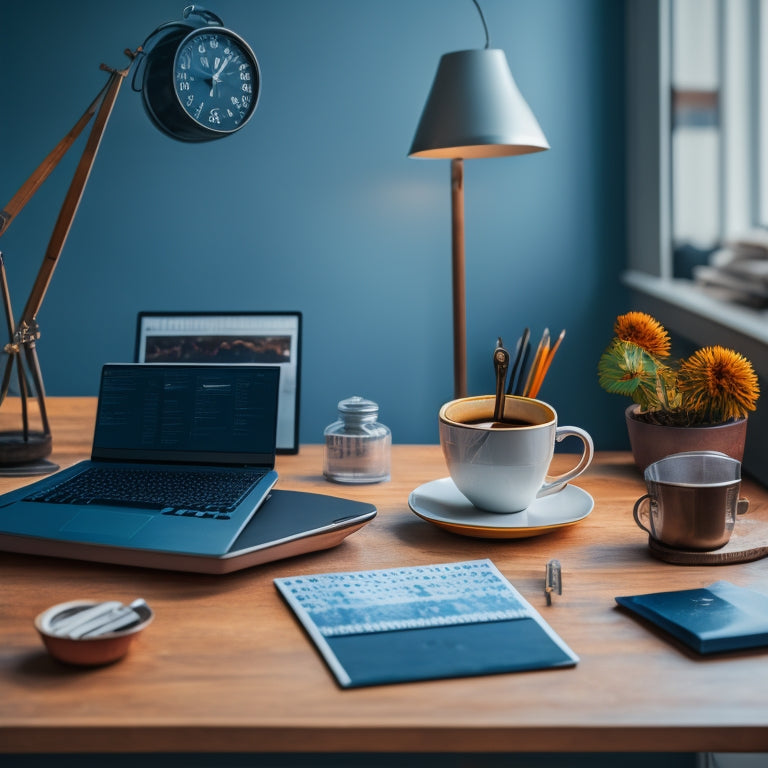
[462,417,536,429]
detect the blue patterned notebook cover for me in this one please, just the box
[275,558,578,687]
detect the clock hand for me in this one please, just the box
[213,54,233,80]
[210,55,233,95]
[213,53,232,83]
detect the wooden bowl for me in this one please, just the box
[34,599,153,666]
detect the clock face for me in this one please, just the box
[173,29,259,134]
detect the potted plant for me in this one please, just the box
[598,311,760,469]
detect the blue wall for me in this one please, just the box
[0,0,629,447]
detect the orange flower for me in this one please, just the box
[613,312,671,357]
[678,346,760,422]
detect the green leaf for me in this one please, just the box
[598,340,662,410]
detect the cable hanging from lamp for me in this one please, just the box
[471,0,491,49]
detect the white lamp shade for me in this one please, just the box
[409,48,549,159]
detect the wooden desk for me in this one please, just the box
[2,398,768,755]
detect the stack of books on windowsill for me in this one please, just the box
[692,231,768,308]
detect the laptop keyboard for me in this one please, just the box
[24,466,267,520]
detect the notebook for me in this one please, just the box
[275,559,578,688]
[0,363,281,557]
[616,580,768,654]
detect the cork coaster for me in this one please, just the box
[647,516,768,565]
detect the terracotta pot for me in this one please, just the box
[624,404,747,471]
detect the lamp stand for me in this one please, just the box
[0,52,136,476]
[451,158,467,399]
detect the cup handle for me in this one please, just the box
[633,495,653,535]
[537,426,594,498]
[737,497,750,515]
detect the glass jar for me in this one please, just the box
[323,396,391,484]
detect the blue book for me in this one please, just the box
[275,559,578,688]
[616,581,768,654]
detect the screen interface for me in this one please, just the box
[92,365,280,464]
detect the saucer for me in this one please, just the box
[408,477,594,539]
[646,515,768,565]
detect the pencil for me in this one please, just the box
[529,329,565,398]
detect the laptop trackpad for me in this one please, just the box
[61,510,153,541]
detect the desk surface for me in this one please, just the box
[2,398,768,755]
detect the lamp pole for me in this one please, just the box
[450,159,467,399]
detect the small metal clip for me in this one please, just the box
[545,559,562,606]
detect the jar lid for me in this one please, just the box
[337,396,378,415]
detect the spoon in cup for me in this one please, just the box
[493,338,510,423]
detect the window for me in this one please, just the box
[625,0,768,362]
[624,0,768,485]
[671,0,755,248]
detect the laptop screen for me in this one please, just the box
[91,364,280,466]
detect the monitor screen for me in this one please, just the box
[135,312,301,453]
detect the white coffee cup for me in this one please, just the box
[438,395,594,513]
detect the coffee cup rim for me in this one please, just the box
[645,450,739,464]
[644,450,742,486]
[439,394,556,429]
[648,478,741,490]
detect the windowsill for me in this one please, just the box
[622,270,768,381]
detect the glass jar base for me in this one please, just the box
[323,471,390,485]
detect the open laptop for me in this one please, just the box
[0,363,280,557]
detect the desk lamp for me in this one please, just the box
[0,6,259,475]
[409,0,549,399]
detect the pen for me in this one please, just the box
[523,328,550,397]
[512,330,532,396]
[507,328,530,395]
